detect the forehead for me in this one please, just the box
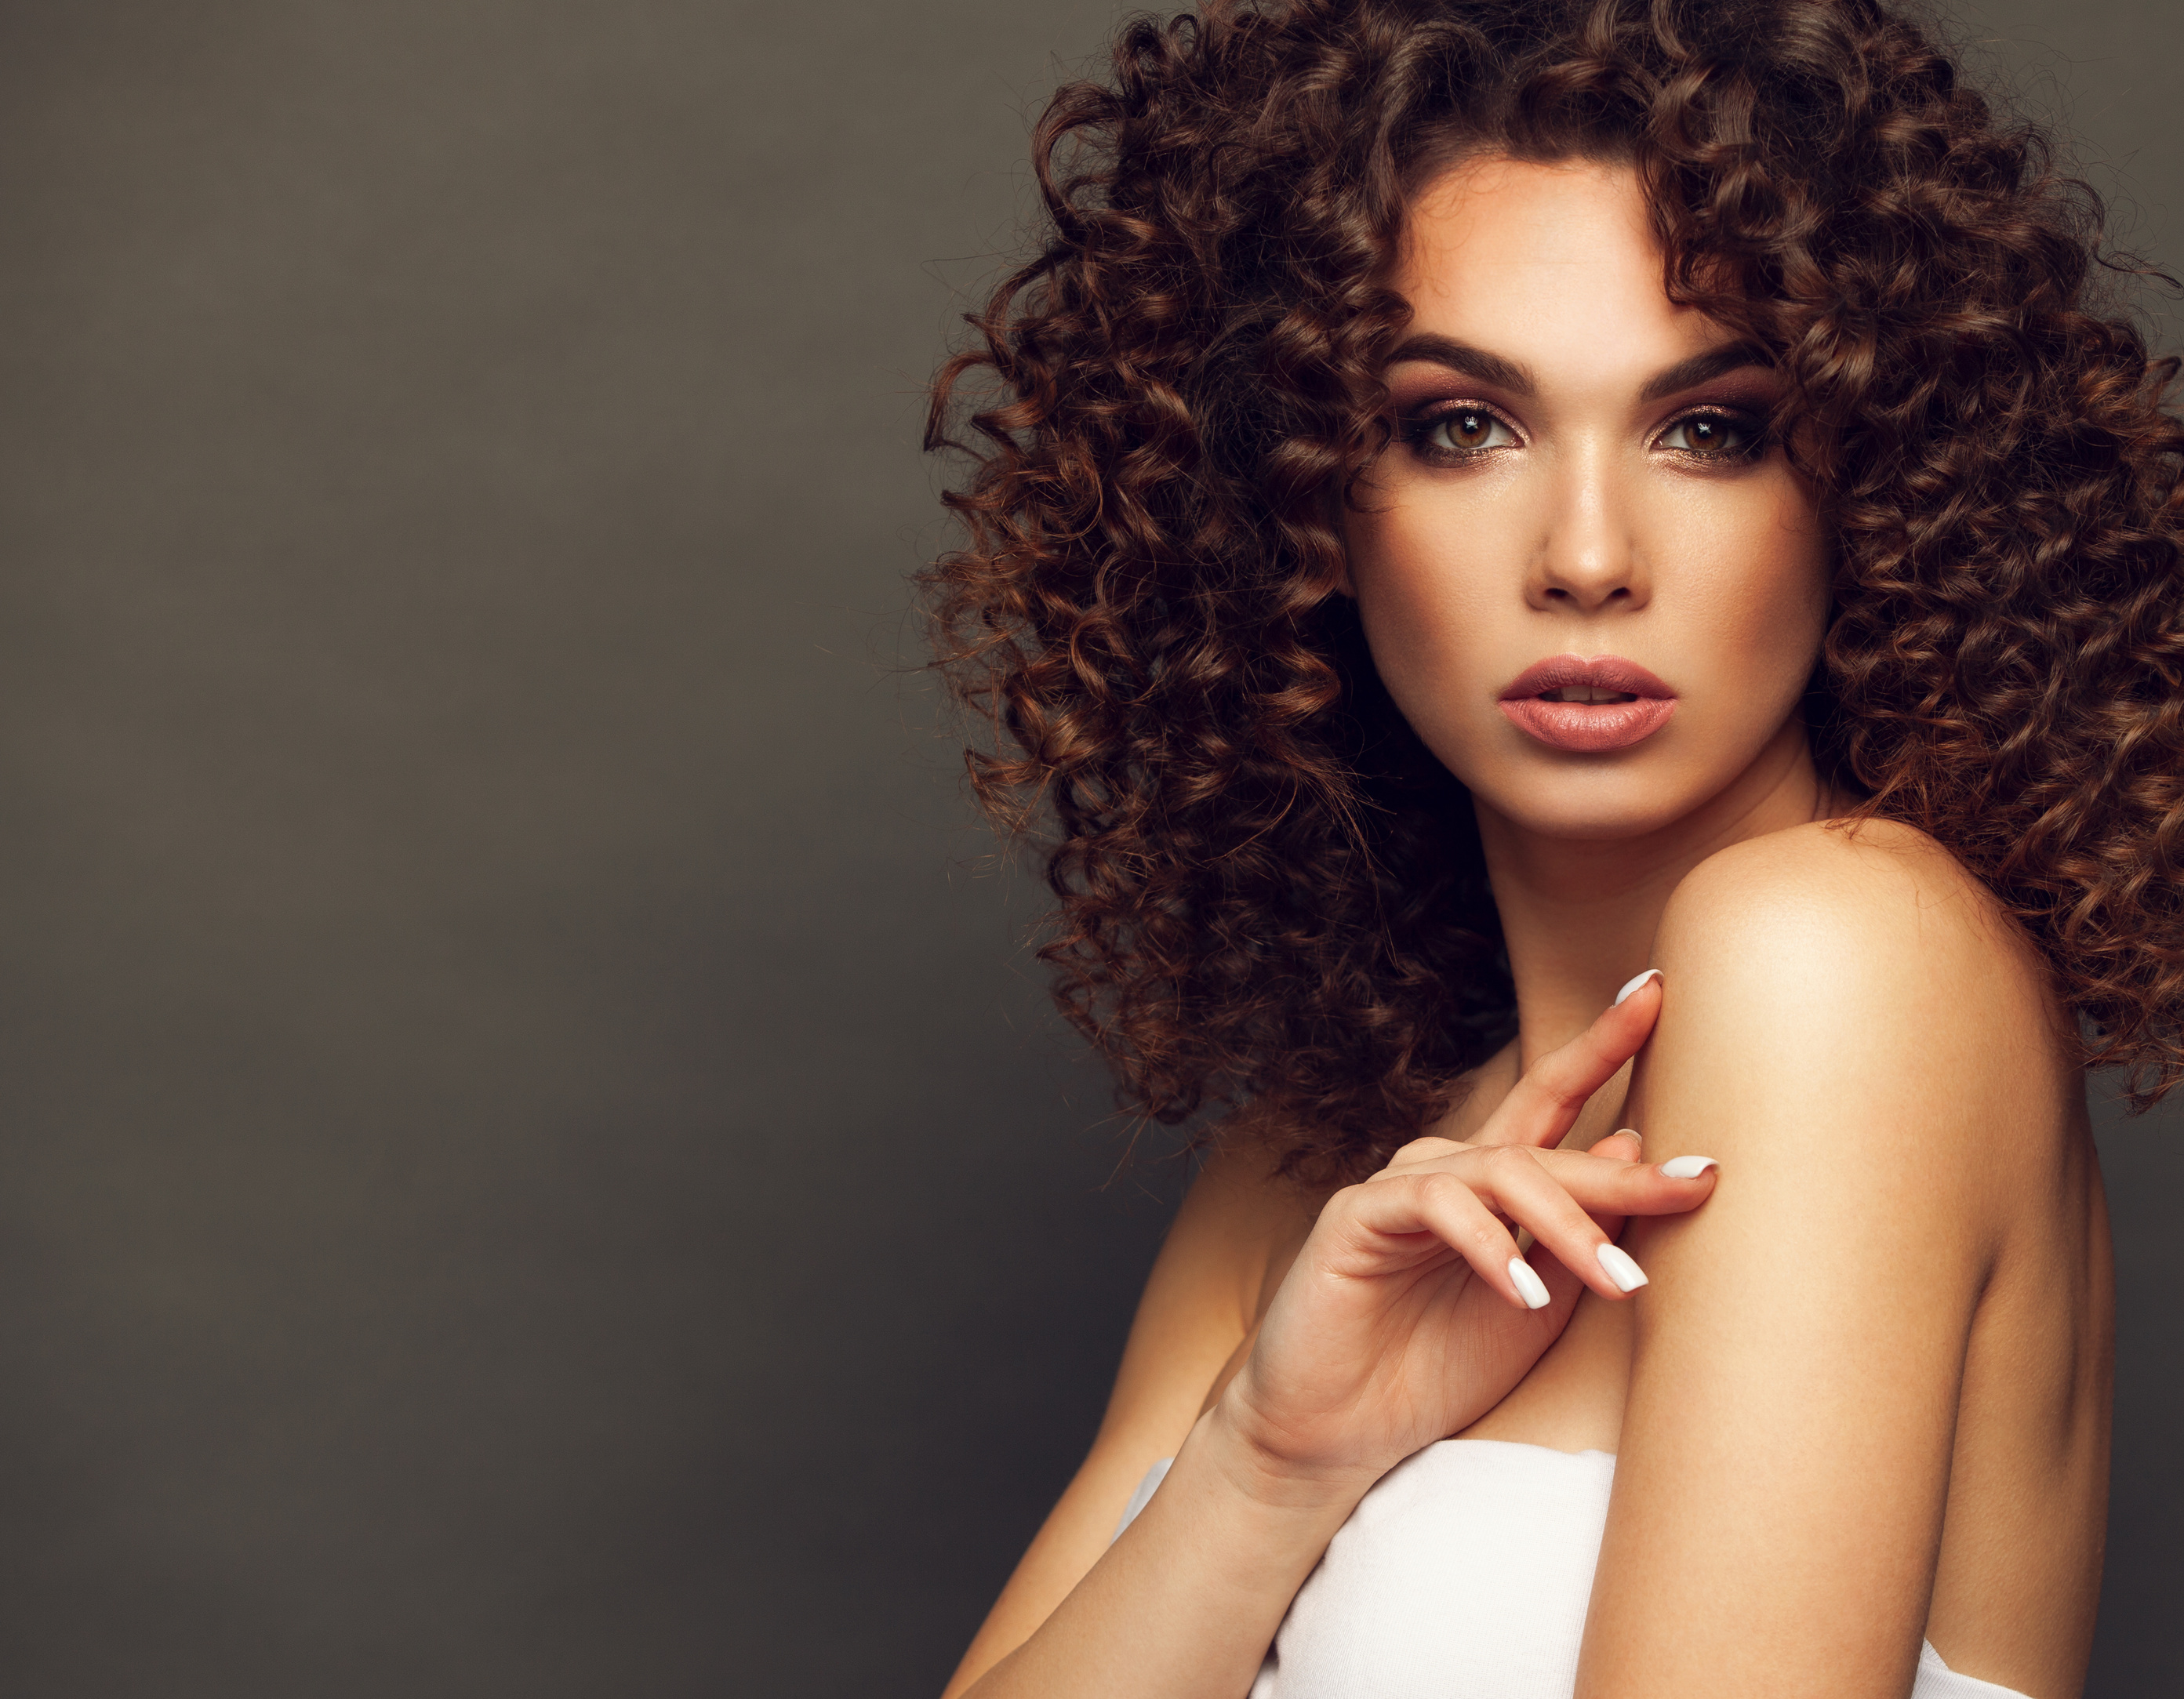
[1394,155,1714,368]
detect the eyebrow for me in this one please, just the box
[1383,335,1774,403]
[1384,334,1535,395]
[1636,340,1774,403]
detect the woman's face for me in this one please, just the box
[1345,155,1830,843]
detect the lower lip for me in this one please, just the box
[1499,696,1677,752]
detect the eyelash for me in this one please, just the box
[1398,401,1770,465]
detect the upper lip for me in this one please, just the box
[1499,654,1674,701]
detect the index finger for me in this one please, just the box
[1472,970,1662,1151]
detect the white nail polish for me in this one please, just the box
[1659,1155,1718,1178]
[1597,1243,1649,1291]
[1508,1256,1552,1309]
[1614,968,1662,1006]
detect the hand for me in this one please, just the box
[1211,977,1716,1495]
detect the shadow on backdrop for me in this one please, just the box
[0,2,2168,1695]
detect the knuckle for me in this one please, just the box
[1540,1073,1590,1109]
[1415,1170,1474,1210]
[1480,1144,1538,1181]
[1517,1069,1583,1114]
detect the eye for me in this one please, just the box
[1408,405,1519,459]
[1656,409,1764,460]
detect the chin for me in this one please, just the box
[1481,788,1701,842]
[1455,749,1724,843]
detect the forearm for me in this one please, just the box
[959,1408,1370,1699]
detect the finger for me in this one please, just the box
[1372,1134,1466,1178]
[1467,1145,1721,1297]
[1473,974,1663,1151]
[1454,1145,1665,1301]
[1520,1145,1720,1218]
[1574,1130,1641,1239]
[1396,1140,1715,1220]
[1331,1171,1554,1311]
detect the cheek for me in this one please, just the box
[1667,478,1831,691]
[1342,484,1517,688]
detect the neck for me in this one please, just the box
[1476,717,1835,1069]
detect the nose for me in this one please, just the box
[1528,447,1647,613]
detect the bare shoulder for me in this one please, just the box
[1136,1121,1321,1348]
[1659,817,2065,1060]
[937,1117,1315,1697]
[1641,816,2078,1186]
[1664,817,2022,971]
[1043,1125,1310,1520]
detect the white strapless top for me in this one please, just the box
[1115,1440,2035,1697]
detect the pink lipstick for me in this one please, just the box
[1499,655,1677,753]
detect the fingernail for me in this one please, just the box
[1659,1155,1718,1179]
[1597,1243,1649,1292]
[1508,1256,1552,1309]
[1616,1127,1642,1149]
[1614,968,1663,1006]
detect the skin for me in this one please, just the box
[942,158,2110,1699]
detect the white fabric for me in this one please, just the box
[1113,1442,2033,1697]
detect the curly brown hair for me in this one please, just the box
[923,0,2184,1184]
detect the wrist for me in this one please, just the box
[1194,1393,1383,1519]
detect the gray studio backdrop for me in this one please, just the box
[0,3,2170,1695]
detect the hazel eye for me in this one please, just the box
[1658,411,1762,459]
[1417,406,1517,456]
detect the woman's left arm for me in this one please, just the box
[1579,824,2061,1698]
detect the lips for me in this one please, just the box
[1498,655,1677,753]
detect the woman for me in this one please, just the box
[924,2,2179,1694]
